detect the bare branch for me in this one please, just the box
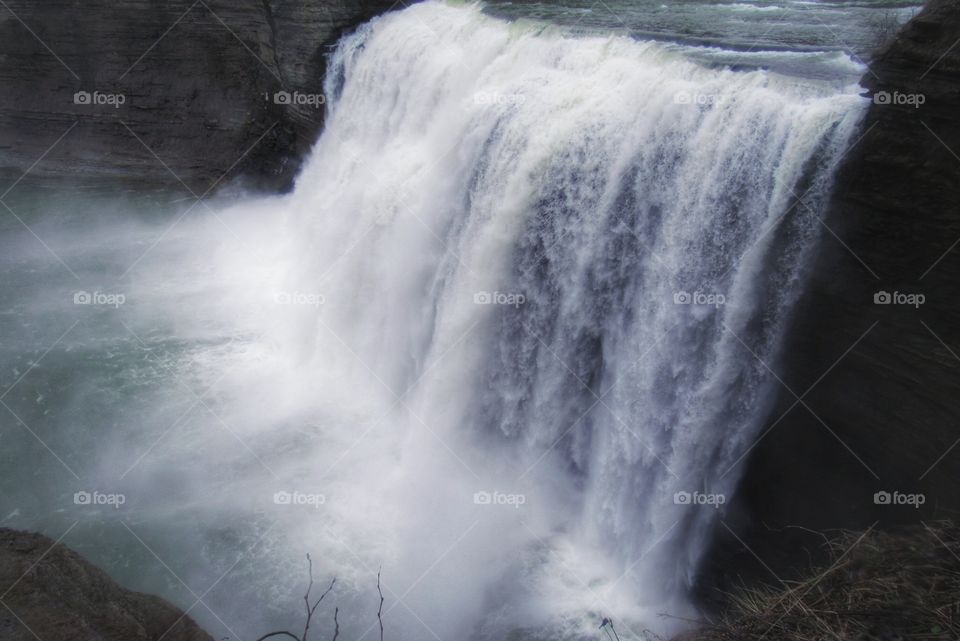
[253,633,301,641]
[253,556,349,641]
[302,554,336,641]
[304,554,314,630]
[377,566,385,641]
[312,578,337,613]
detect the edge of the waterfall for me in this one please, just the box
[690,0,960,636]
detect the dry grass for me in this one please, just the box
[684,522,960,641]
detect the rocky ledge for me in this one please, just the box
[0,528,212,641]
[0,0,401,193]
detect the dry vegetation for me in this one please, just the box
[680,522,960,641]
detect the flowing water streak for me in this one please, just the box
[199,2,866,637]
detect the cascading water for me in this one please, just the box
[0,2,869,640]
[233,2,866,637]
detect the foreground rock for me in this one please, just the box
[0,528,212,641]
[0,0,401,193]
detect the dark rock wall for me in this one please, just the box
[0,0,401,193]
[705,0,960,590]
[0,527,213,641]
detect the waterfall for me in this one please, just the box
[124,2,865,639]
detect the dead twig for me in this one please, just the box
[254,554,338,641]
[377,565,385,641]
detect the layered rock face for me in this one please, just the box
[0,0,401,193]
[0,528,212,641]
[708,0,960,583]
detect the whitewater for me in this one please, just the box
[3,2,868,640]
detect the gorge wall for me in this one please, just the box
[0,0,402,193]
[706,0,960,588]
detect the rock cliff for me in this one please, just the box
[0,0,401,193]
